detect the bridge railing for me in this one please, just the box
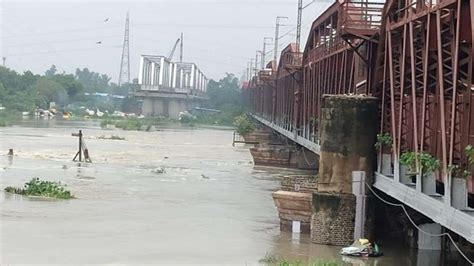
[281,52,303,69]
[339,0,384,33]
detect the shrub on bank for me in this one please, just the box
[234,114,254,135]
[4,178,74,199]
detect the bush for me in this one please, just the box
[115,118,143,130]
[233,114,254,135]
[4,178,74,199]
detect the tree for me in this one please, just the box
[45,65,57,77]
[35,78,67,108]
[75,68,111,93]
[52,74,84,99]
[206,73,242,110]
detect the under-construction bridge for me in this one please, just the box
[244,0,474,243]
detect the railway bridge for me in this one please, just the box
[244,0,474,248]
[134,55,209,118]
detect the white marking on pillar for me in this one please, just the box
[292,221,301,233]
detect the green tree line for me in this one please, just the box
[0,65,132,113]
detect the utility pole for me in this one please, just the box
[255,51,259,76]
[296,0,303,50]
[180,32,184,62]
[2,57,5,67]
[246,62,250,80]
[118,12,131,89]
[250,59,255,78]
[274,16,288,63]
[262,37,272,69]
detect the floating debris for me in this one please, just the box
[98,135,125,140]
[152,167,166,174]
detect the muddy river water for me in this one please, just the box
[0,120,450,264]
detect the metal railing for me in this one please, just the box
[340,0,384,31]
[281,52,303,68]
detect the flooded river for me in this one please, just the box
[0,120,453,264]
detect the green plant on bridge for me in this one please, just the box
[234,114,254,135]
[4,178,74,199]
[449,145,474,179]
[375,132,393,149]
[447,164,470,179]
[400,151,440,176]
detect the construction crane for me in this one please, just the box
[168,38,181,61]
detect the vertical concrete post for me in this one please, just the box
[311,95,378,246]
[352,171,366,241]
[150,62,156,86]
[159,57,165,86]
[138,56,144,85]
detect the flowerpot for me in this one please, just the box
[380,153,393,176]
[452,177,472,210]
[400,165,417,186]
[422,172,437,195]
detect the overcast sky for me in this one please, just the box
[1,0,331,82]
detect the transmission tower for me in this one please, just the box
[118,12,131,88]
[296,0,303,50]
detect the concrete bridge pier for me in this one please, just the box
[311,95,378,246]
[246,129,319,170]
[141,96,201,118]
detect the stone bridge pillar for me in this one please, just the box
[311,95,378,246]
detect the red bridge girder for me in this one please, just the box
[243,0,474,192]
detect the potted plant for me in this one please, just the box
[375,132,393,176]
[451,145,474,210]
[399,151,440,191]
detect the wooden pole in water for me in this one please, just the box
[72,130,83,162]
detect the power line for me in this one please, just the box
[6,45,121,57]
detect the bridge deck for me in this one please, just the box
[252,114,320,155]
[253,114,474,243]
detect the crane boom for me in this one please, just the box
[168,38,181,60]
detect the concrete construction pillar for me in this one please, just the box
[311,95,378,246]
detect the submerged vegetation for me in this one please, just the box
[4,178,74,199]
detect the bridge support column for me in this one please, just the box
[311,95,378,246]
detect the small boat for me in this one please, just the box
[340,239,383,257]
